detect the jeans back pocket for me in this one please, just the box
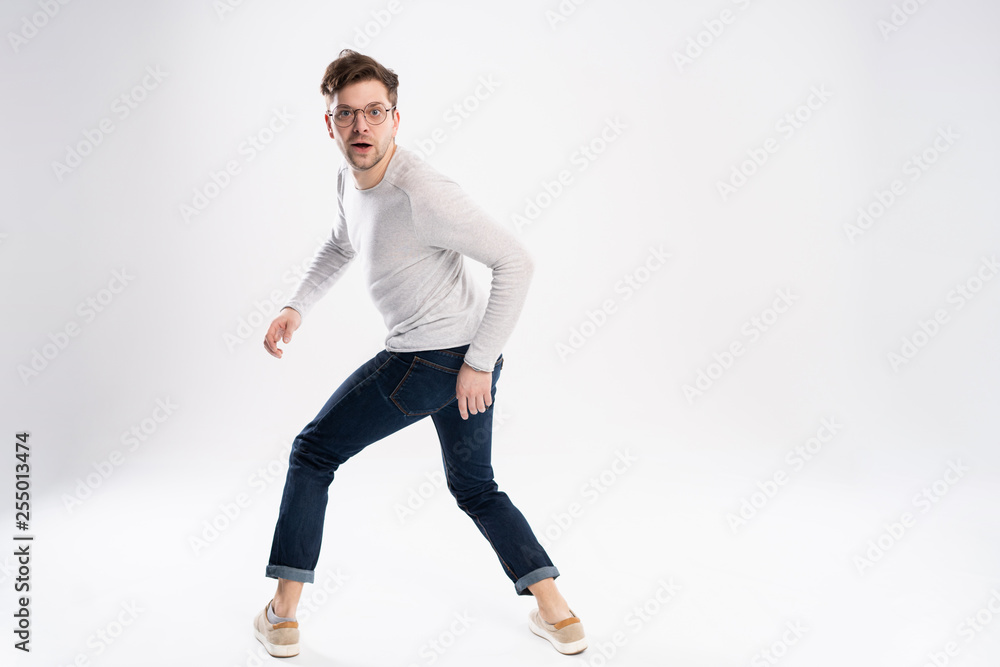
[389,356,460,416]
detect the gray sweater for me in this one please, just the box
[283,145,535,372]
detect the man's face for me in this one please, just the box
[325,79,398,171]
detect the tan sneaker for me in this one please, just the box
[253,599,300,657]
[528,607,587,655]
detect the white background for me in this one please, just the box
[2,0,999,665]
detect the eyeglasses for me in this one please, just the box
[326,102,396,127]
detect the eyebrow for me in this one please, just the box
[331,101,389,109]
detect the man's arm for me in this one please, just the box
[282,231,355,319]
[282,169,356,319]
[411,173,535,373]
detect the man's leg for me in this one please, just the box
[273,579,303,619]
[265,348,428,615]
[424,349,573,621]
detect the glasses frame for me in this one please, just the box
[326,102,397,127]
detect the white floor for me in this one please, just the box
[4,410,998,667]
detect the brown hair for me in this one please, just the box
[319,49,399,107]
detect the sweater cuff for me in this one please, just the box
[462,351,496,373]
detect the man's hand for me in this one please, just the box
[264,307,302,359]
[456,362,492,420]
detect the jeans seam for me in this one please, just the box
[390,359,419,415]
[459,500,518,580]
[315,352,397,424]
[413,356,460,374]
[446,460,517,580]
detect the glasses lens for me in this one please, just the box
[365,103,388,124]
[332,107,354,126]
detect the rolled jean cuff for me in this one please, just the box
[266,564,314,584]
[515,565,560,596]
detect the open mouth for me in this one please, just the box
[351,141,373,152]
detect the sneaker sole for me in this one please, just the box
[527,614,588,655]
[253,624,300,658]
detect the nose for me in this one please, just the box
[351,111,371,130]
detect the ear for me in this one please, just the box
[324,112,335,137]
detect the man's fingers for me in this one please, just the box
[455,365,493,420]
[263,320,291,358]
[463,394,486,417]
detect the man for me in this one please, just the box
[253,49,587,658]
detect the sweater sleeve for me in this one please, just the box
[409,173,534,372]
[282,169,356,318]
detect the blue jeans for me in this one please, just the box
[265,343,559,596]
